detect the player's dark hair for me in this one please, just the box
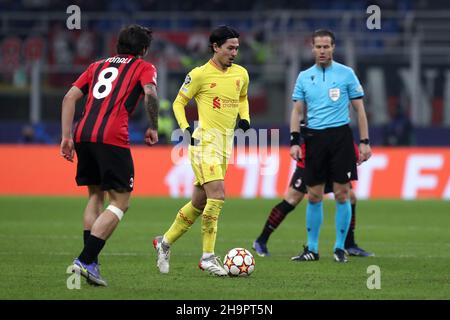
[209,25,240,53]
[116,24,153,56]
[312,29,335,45]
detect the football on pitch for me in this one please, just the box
[223,248,255,277]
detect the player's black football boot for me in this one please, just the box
[333,248,348,263]
[291,245,320,262]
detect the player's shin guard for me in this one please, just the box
[334,200,352,251]
[164,201,202,245]
[201,199,224,253]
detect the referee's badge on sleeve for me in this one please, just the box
[329,88,340,101]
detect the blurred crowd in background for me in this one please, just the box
[1,0,450,145]
[0,0,425,12]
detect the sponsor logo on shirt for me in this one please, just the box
[212,97,238,109]
[213,96,221,109]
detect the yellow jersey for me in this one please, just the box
[173,59,250,138]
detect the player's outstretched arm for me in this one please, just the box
[60,86,83,162]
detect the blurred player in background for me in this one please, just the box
[285,29,371,263]
[253,124,374,259]
[60,24,159,286]
[153,25,250,276]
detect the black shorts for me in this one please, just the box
[290,166,334,194]
[304,124,357,187]
[74,142,134,192]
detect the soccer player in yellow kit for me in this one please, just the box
[153,26,250,276]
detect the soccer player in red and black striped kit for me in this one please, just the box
[253,125,374,259]
[60,25,159,286]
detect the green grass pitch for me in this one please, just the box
[0,196,449,300]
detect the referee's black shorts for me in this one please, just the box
[304,124,357,187]
[289,166,335,194]
[74,142,134,192]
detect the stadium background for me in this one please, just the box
[0,0,449,199]
[0,0,449,301]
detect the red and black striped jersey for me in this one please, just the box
[72,54,157,148]
[297,142,359,168]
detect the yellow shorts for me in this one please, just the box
[189,144,228,186]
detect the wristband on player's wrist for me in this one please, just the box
[359,138,370,145]
[290,132,301,146]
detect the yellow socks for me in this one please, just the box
[164,201,202,245]
[163,198,224,254]
[201,199,224,253]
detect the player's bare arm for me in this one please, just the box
[351,98,372,164]
[289,100,305,161]
[60,86,83,162]
[143,83,159,145]
[144,83,159,130]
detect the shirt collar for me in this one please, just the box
[315,60,334,71]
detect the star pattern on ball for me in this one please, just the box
[237,249,246,258]
[238,262,249,273]
[225,257,233,268]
